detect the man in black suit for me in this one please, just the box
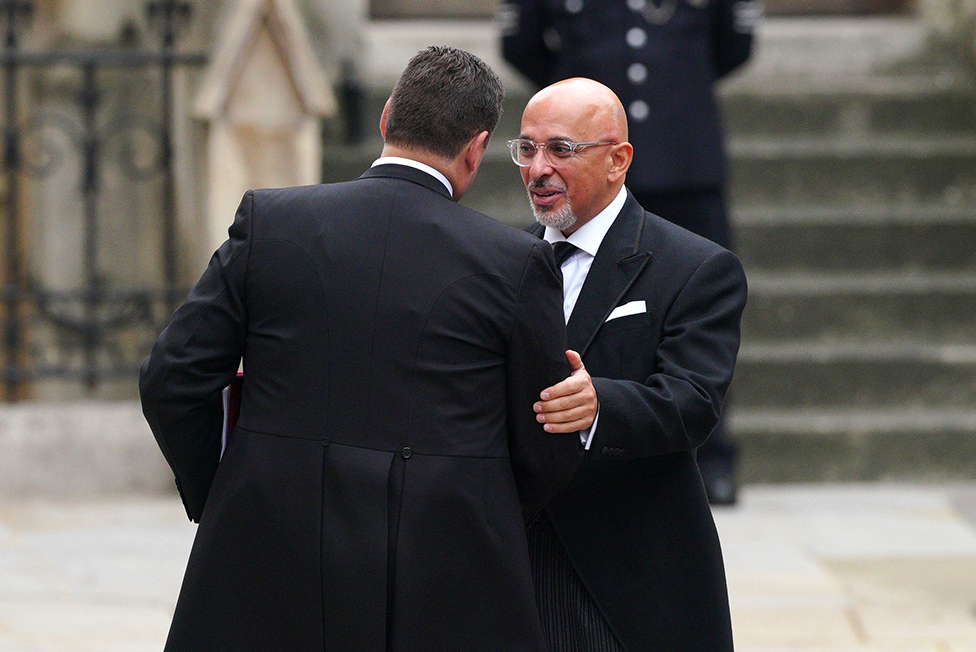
[502,0,759,503]
[140,46,587,652]
[518,78,747,651]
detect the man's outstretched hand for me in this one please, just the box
[534,350,597,433]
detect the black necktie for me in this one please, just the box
[553,241,579,267]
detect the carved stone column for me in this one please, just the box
[194,0,335,253]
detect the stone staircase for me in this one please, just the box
[321,18,976,483]
[724,72,976,483]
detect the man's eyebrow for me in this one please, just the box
[516,135,573,142]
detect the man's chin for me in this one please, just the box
[533,207,577,231]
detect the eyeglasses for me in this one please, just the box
[506,138,618,168]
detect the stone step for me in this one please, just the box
[741,271,976,343]
[727,136,976,209]
[728,408,976,482]
[724,17,947,84]
[719,85,976,138]
[734,206,976,273]
[732,342,976,410]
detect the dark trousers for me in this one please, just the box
[527,513,626,652]
[632,187,738,479]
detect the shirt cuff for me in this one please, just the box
[581,406,599,450]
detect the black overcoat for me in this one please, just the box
[140,165,582,652]
[527,192,748,651]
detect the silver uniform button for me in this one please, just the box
[629,100,650,122]
[626,27,647,48]
[627,63,648,84]
[565,0,584,13]
[627,0,647,10]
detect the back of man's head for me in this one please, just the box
[385,46,505,161]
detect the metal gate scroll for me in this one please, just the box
[1,1,205,399]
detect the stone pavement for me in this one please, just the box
[715,484,976,652]
[1,483,975,651]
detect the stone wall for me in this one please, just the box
[0,401,171,496]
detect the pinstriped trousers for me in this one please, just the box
[527,513,627,652]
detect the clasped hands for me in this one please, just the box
[533,350,598,433]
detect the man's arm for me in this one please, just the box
[500,0,557,89]
[139,192,252,522]
[536,249,747,459]
[712,0,760,78]
[506,240,583,523]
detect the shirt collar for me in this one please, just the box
[372,157,453,198]
[543,185,628,256]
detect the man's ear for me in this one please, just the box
[463,131,491,172]
[379,99,391,139]
[608,142,633,182]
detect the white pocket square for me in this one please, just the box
[606,300,646,322]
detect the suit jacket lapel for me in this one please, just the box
[567,193,653,356]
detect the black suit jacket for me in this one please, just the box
[527,192,747,651]
[140,165,581,652]
[503,0,754,192]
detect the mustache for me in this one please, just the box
[528,178,567,192]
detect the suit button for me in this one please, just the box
[629,100,649,122]
[627,62,648,84]
[401,447,412,459]
[321,438,330,447]
[626,27,647,48]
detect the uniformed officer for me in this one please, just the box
[501,0,760,505]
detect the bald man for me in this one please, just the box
[519,79,747,651]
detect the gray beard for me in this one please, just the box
[531,195,577,231]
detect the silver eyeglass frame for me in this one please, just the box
[506,138,618,167]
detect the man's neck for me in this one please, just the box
[560,182,628,237]
[381,144,455,186]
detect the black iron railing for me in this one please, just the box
[1,1,205,398]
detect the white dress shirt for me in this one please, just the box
[543,186,629,449]
[372,157,453,198]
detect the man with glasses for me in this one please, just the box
[517,78,747,652]
[502,0,760,506]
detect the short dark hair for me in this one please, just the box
[385,46,505,160]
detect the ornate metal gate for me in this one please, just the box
[0,1,205,400]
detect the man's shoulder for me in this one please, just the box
[249,178,407,219]
[638,208,741,268]
[250,182,543,254]
[640,208,717,249]
[246,184,338,215]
